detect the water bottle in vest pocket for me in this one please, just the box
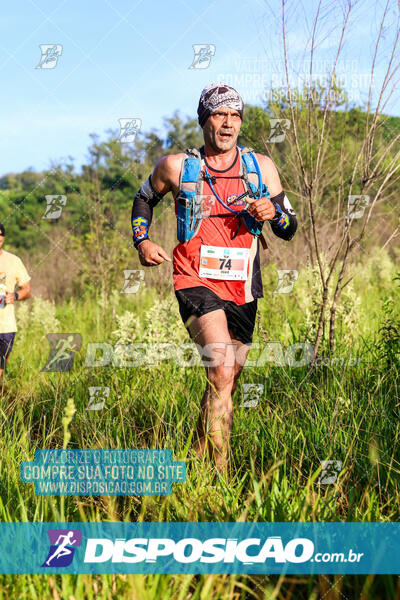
[0,273,6,309]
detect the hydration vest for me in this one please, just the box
[176,146,270,243]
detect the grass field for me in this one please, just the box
[0,249,399,599]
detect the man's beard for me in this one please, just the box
[211,130,237,152]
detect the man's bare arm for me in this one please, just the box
[6,281,31,304]
[150,153,183,197]
[256,154,283,198]
[16,281,31,300]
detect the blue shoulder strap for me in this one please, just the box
[177,152,203,243]
[239,147,269,236]
[181,157,201,183]
[239,147,265,199]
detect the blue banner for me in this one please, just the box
[0,522,397,574]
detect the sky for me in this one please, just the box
[0,0,399,175]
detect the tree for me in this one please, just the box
[242,0,400,358]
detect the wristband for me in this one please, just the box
[132,216,149,248]
[269,202,290,230]
[14,292,19,301]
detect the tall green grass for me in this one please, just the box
[0,251,399,599]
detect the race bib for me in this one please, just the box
[199,245,250,281]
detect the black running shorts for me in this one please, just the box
[175,286,258,345]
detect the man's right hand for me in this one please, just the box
[137,240,172,266]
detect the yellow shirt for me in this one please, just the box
[0,250,31,333]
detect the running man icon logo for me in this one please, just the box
[42,195,67,220]
[36,44,63,69]
[346,195,370,220]
[41,334,82,372]
[241,383,264,408]
[42,529,82,568]
[188,44,216,69]
[86,386,110,411]
[119,118,142,143]
[200,195,216,218]
[274,269,299,294]
[319,460,342,485]
[267,119,291,143]
[120,269,145,294]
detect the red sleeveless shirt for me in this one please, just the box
[173,147,263,305]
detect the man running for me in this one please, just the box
[45,531,77,566]
[0,223,31,386]
[131,83,297,472]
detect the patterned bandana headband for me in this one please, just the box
[197,83,244,128]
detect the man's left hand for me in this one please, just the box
[246,196,276,221]
[5,292,15,305]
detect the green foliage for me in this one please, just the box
[240,84,399,232]
[376,273,400,370]
[0,252,399,598]
[0,94,399,599]
[294,257,361,350]
[0,102,398,300]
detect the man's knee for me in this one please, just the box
[231,367,243,395]
[231,375,239,395]
[200,342,236,368]
[208,365,235,392]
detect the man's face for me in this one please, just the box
[202,106,242,153]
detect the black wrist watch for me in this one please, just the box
[14,292,19,301]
